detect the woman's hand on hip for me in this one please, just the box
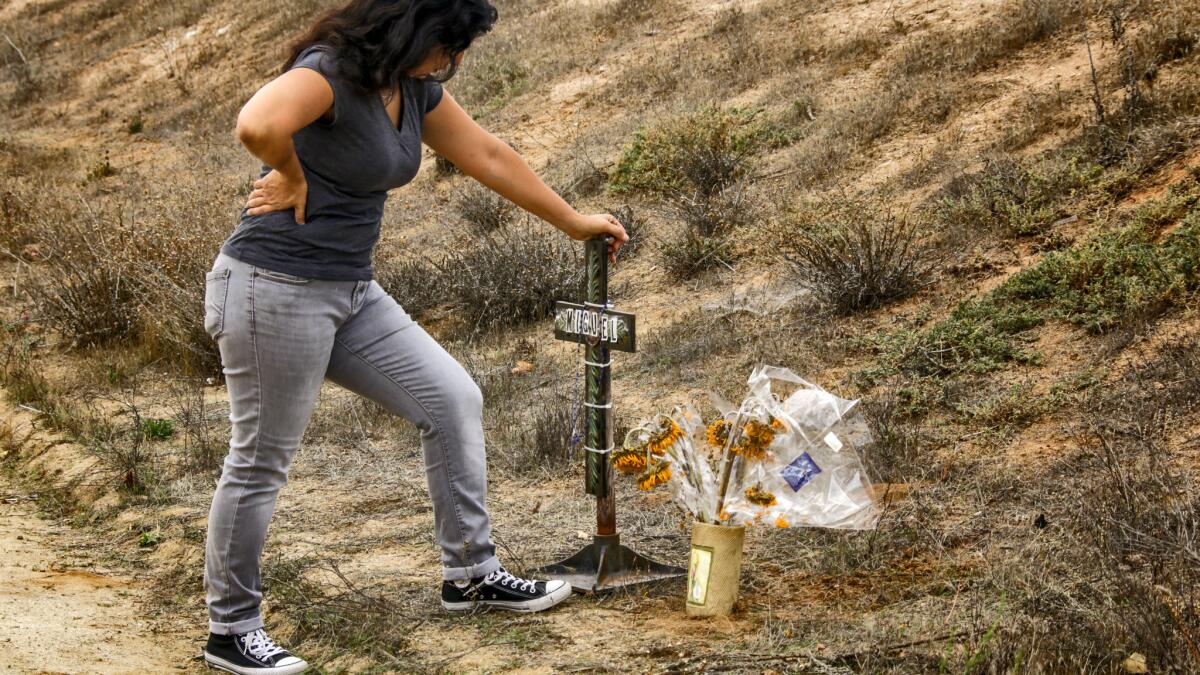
[245,168,308,224]
[563,213,629,263]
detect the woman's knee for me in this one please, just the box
[218,447,292,490]
[443,371,483,420]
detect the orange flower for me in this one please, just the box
[774,516,789,528]
[648,416,684,456]
[731,419,774,461]
[744,485,777,507]
[637,461,671,490]
[613,450,647,475]
[705,418,730,448]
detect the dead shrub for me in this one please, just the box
[433,153,459,178]
[374,255,447,320]
[165,375,223,476]
[998,83,1077,150]
[1,175,233,375]
[552,144,608,200]
[859,387,934,483]
[376,225,582,338]
[893,0,1078,78]
[451,30,528,112]
[775,197,940,314]
[433,225,582,339]
[654,180,752,280]
[606,204,646,258]
[785,84,905,185]
[494,374,579,476]
[3,188,138,348]
[591,0,668,36]
[0,25,40,106]
[454,180,516,235]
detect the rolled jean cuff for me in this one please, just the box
[442,554,501,581]
[209,613,265,636]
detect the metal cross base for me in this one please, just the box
[534,533,685,594]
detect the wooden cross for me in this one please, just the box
[536,236,682,592]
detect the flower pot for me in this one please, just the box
[685,521,745,616]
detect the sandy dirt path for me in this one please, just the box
[0,479,197,674]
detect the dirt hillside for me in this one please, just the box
[1,0,1198,672]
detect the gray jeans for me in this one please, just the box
[202,251,500,636]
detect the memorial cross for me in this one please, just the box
[534,236,685,592]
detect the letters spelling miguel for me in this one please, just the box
[557,307,625,344]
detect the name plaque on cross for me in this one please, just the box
[553,301,636,352]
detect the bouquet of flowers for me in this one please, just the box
[615,365,879,530]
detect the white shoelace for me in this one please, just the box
[485,567,537,593]
[240,628,287,661]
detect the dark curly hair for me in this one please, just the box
[282,0,498,97]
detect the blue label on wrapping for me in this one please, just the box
[781,452,822,492]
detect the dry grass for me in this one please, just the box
[1,174,235,376]
[260,554,424,668]
[979,343,1200,671]
[891,0,1080,78]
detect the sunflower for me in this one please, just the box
[731,419,775,461]
[744,484,777,507]
[612,449,647,475]
[647,415,684,456]
[705,418,730,448]
[636,461,672,490]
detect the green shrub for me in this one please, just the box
[999,186,1200,333]
[931,153,1105,238]
[610,105,765,197]
[140,417,175,440]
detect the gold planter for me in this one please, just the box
[685,521,745,616]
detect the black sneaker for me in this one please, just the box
[441,565,572,612]
[203,628,309,674]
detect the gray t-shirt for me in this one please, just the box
[220,43,444,281]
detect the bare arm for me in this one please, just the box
[421,89,628,260]
[234,68,333,222]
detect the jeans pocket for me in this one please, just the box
[204,268,232,339]
[254,266,313,285]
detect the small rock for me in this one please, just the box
[1123,653,1147,674]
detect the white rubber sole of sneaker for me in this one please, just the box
[204,651,309,675]
[441,580,573,613]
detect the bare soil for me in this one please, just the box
[0,478,195,673]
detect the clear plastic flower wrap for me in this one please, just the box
[617,365,879,530]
